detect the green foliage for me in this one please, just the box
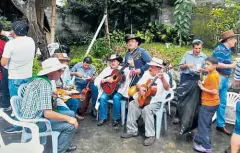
[32,56,42,75]
[110,30,125,45]
[207,0,240,42]
[136,30,154,43]
[91,38,113,58]
[0,16,11,31]
[173,0,193,46]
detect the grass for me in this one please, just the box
[69,42,213,68]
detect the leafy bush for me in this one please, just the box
[32,56,42,75]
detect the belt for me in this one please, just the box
[219,73,230,78]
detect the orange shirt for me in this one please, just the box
[201,70,220,106]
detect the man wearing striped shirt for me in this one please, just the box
[212,30,237,135]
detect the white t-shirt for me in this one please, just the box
[136,70,170,104]
[2,36,35,79]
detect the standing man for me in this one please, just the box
[124,34,152,86]
[71,56,98,117]
[1,21,35,133]
[212,30,237,135]
[178,39,206,85]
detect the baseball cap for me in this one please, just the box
[11,21,28,36]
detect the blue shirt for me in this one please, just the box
[212,43,232,76]
[179,50,207,75]
[124,46,152,85]
[71,62,96,84]
[124,46,152,72]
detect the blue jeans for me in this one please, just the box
[0,68,10,108]
[65,98,80,115]
[8,78,31,97]
[76,82,98,111]
[99,92,123,121]
[40,110,76,153]
[234,102,240,135]
[197,105,218,149]
[216,75,229,127]
[57,106,75,117]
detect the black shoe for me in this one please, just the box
[3,126,23,134]
[97,120,106,126]
[112,120,119,127]
[66,145,77,152]
[216,126,232,135]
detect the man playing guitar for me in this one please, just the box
[94,54,130,126]
[121,57,170,146]
[124,34,152,86]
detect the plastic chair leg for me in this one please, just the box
[52,131,60,153]
[121,100,126,125]
[164,110,167,131]
[168,101,171,115]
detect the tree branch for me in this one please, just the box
[11,0,28,15]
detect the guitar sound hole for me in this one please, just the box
[113,75,117,80]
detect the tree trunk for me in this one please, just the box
[11,0,50,60]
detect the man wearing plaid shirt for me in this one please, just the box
[19,58,78,153]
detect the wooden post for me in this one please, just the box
[51,0,56,43]
[105,0,111,48]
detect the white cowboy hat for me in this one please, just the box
[37,58,67,76]
[108,54,123,63]
[148,57,164,68]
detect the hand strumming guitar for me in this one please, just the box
[102,77,114,83]
[73,72,83,78]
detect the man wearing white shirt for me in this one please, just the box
[121,57,170,146]
[1,21,35,134]
[95,54,130,126]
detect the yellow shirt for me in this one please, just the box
[202,70,220,106]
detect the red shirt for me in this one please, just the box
[0,39,6,80]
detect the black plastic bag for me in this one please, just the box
[175,80,201,135]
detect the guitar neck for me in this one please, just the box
[146,76,158,90]
[115,63,129,76]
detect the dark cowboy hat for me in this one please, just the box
[109,54,123,63]
[219,30,236,42]
[124,34,145,45]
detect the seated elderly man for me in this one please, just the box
[121,57,170,146]
[19,58,78,153]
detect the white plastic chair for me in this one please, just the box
[0,110,44,153]
[212,92,240,124]
[10,96,60,153]
[155,90,175,139]
[17,83,28,98]
[167,80,176,115]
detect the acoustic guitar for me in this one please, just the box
[77,76,94,115]
[101,52,141,95]
[57,88,81,102]
[128,65,170,107]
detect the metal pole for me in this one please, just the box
[85,14,107,57]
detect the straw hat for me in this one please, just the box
[148,57,164,68]
[219,30,236,42]
[37,58,67,76]
[52,53,70,61]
